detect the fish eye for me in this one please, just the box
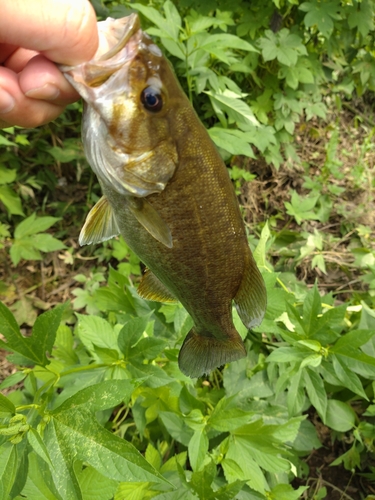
[141,87,163,112]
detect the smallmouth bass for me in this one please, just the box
[61,14,267,378]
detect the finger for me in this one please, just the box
[19,55,80,105]
[4,47,40,73]
[0,0,98,65]
[0,67,65,128]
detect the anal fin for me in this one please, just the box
[178,328,246,378]
[128,197,173,248]
[234,254,267,329]
[79,196,120,246]
[137,269,177,303]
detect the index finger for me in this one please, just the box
[0,0,98,65]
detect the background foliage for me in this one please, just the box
[0,0,375,498]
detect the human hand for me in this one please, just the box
[0,0,98,128]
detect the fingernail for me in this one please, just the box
[0,89,15,114]
[25,83,60,100]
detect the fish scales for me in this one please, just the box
[61,14,267,378]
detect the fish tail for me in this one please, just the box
[178,328,246,378]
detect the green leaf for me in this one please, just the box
[114,481,157,500]
[159,411,193,446]
[209,127,256,157]
[225,438,268,494]
[253,222,271,269]
[0,185,24,215]
[300,0,341,37]
[0,302,65,366]
[0,443,18,499]
[77,465,118,500]
[208,395,253,432]
[303,369,327,420]
[118,316,150,359]
[303,284,322,337]
[200,34,258,54]
[53,380,135,413]
[259,29,307,66]
[324,400,356,432]
[190,459,216,498]
[30,303,67,366]
[76,314,119,353]
[27,428,53,467]
[29,233,66,252]
[347,0,374,37]
[332,355,368,399]
[0,371,27,390]
[205,90,259,128]
[42,421,83,500]
[48,408,168,484]
[188,428,208,472]
[270,483,308,500]
[0,165,17,184]
[14,213,61,239]
[333,329,375,351]
[285,191,320,224]
[0,393,16,415]
[20,452,64,500]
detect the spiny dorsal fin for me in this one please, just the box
[79,196,120,246]
[178,328,246,378]
[137,269,177,303]
[128,197,173,248]
[234,254,267,329]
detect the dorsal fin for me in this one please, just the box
[128,197,173,249]
[79,196,120,246]
[137,269,177,303]
[234,254,267,329]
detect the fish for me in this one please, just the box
[60,14,267,378]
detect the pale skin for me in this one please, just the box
[0,0,98,129]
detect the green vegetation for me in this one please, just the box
[1,0,375,498]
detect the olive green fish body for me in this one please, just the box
[61,14,266,378]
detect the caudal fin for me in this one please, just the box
[178,329,246,378]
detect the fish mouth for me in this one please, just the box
[59,13,142,88]
[80,13,141,87]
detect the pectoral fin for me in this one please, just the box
[79,196,120,246]
[234,255,267,329]
[137,269,177,303]
[128,197,173,248]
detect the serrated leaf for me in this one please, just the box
[118,316,150,359]
[29,233,66,252]
[208,395,253,432]
[0,185,24,215]
[0,165,17,184]
[14,213,61,239]
[76,314,119,353]
[208,127,255,157]
[0,302,65,366]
